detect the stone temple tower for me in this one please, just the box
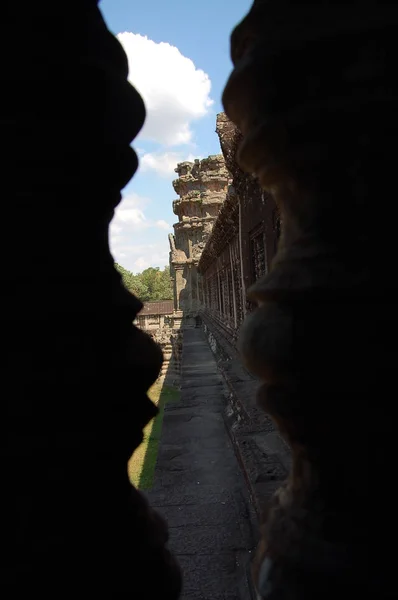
[169,155,229,325]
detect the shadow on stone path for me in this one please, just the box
[146,329,257,600]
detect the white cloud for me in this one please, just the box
[110,193,149,239]
[117,32,213,146]
[134,256,149,271]
[110,193,171,272]
[140,151,199,177]
[112,223,122,234]
[117,207,146,225]
[111,241,170,273]
[131,246,170,272]
[108,36,211,273]
[156,219,171,231]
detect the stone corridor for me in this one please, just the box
[147,329,257,600]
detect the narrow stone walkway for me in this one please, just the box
[147,329,257,600]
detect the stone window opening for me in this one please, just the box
[249,224,267,285]
[273,208,281,255]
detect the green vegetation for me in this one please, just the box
[128,382,180,490]
[115,264,173,302]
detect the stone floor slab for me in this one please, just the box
[147,329,256,600]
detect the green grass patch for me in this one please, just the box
[128,382,180,490]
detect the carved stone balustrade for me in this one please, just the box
[223,1,398,598]
[2,1,181,595]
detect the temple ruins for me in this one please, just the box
[137,112,281,391]
[168,155,230,326]
[167,113,280,350]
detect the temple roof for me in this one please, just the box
[139,301,174,316]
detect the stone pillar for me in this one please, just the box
[223,2,397,599]
[3,2,181,596]
[188,265,193,312]
[196,271,200,308]
[229,244,238,328]
[172,312,183,330]
[170,156,230,320]
[172,272,178,312]
[174,266,185,311]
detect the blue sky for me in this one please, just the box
[100,0,251,272]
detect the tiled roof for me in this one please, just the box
[139,300,174,316]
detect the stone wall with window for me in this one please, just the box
[135,301,181,383]
[198,113,280,350]
[197,115,289,529]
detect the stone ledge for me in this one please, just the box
[201,311,292,517]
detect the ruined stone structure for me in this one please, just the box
[144,326,182,384]
[136,301,182,383]
[222,1,397,599]
[169,156,229,325]
[197,114,289,553]
[198,113,280,348]
[7,1,396,598]
[3,2,181,596]
[137,300,174,331]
